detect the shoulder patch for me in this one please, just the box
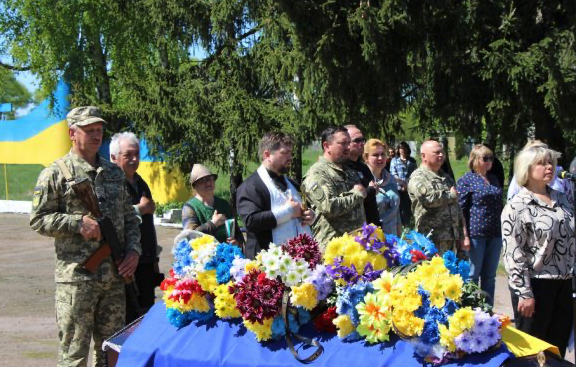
[32,186,42,209]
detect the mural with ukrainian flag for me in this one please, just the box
[0,81,189,204]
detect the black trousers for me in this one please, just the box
[399,190,412,227]
[126,263,159,324]
[510,278,573,357]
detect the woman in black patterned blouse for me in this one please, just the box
[501,145,575,356]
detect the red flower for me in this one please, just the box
[410,249,427,263]
[160,276,178,291]
[230,269,285,324]
[168,279,206,304]
[313,306,337,333]
[282,234,322,270]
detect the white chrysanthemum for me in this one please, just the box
[266,268,279,279]
[262,255,279,271]
[267,243,282,258]
[230,257,250,282]
[279,255,294,268]
[293,260,311,278]
[284,272,300,287]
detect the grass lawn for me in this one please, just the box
[0,164,45,201]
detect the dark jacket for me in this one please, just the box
[126,173,158,264]
[347,159,381,227]
[236,170,300,259]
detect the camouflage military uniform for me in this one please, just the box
[302,156,366,251]
[407,166,464,254]
[30,151,141,367]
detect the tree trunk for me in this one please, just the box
[290,140,303,184]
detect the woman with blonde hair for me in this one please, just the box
[364,139,402,236]
[456,144,503,305]
[502,145,575,356]
[507,140,573,204]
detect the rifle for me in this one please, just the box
[56,162,145,316]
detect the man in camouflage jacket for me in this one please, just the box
[302,126,367,251]
[30,106,141,367]
[408,140,464,254]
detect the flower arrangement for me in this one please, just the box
[162,227,507,364]
[324,224,399,285]
[164,232,330,342]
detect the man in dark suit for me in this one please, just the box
[236,132,315,258]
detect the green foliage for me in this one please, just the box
[0,68,31,116]
[155,201,184,217]
[1,0,575,174]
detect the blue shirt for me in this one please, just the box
[371,169,401,235]
[457,171,503,238]
[389,156,417,190]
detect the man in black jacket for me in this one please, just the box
[344,125,381,227]
[110,132,164,324]
[236,132,315,258]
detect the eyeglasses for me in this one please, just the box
[481,156,494,162]
[352,137,366,144]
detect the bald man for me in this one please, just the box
[407,140,464,254]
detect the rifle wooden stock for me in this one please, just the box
[83,243,112,274]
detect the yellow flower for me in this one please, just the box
[356,292,391,325]
[443,276,464,301]
[197,270,218,293]
[290,283,319,310]
[374,227,385,242]
[244,318,273,341]
[428,291,446,309]
[190,235,217,251]
[373,271,394,298]
[448,307,475,334]
[214,283,241,319]
[244,260,259,274]
[357,319,391,343]
[333,315,355,339]
[392,309,424,337]
[438,324,457,352]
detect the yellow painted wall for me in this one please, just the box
[134,162,190,204]
[0,120,72,166]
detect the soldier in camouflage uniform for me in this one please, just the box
[30,106,141,367]
[408,140,464,254]
[302,126,367,251]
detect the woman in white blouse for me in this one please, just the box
[502,145,575,356]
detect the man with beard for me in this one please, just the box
[344,125,381,226]
[30,106,141,366]
[302,126,367,251]
[237,132,315,258]
[110,132,164,324]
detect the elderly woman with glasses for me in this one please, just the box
[502,145,575,357]
[182,164,244,246]
[456,144,503,305]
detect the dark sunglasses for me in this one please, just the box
[481,156,494,162]
[352,137,366,144]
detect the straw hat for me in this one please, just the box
[190,164,218,186]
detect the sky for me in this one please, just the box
[1,55,39,93]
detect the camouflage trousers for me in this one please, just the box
[55,277,125,367]
[435,240,457,255]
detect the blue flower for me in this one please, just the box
[172,239,193,277]
[167,308,191,328]
[205,244,244,284]
[336,281,374,324]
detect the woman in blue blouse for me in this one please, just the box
[457,144,504,305]
[364,139,402,236]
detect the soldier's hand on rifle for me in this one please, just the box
[211,210,226,227]
[138,195,156,215]
[118,250,139,277]
[80,216,102,241]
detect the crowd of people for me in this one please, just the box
[29,106,575,366]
